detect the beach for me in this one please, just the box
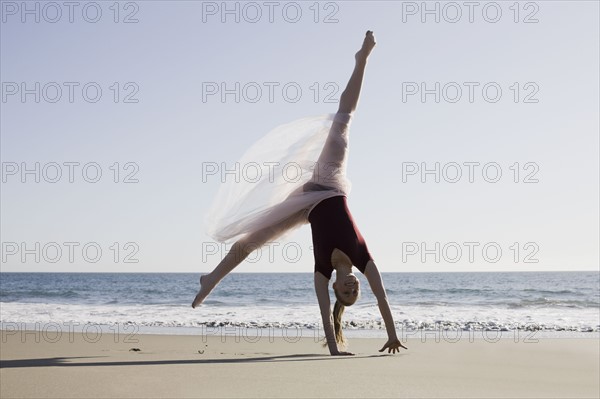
[2,272,598,397]
[1,330,598,398]
[2,0,599,398]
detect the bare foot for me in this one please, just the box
[191,275,213,308]
[355,30,376,63]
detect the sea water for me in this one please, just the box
[1,271,598,339]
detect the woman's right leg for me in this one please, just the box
[312,31,376,182]
[337,30,376,114]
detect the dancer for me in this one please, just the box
[193,31,407,356]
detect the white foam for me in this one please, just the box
[1,301,598,333]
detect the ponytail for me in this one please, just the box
[333,298,347,347]
[327,284,356,349]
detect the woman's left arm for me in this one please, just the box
[364,261,408,353]
[314,272,354,356]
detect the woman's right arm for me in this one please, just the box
[364,261,408,353]
[314,272,354,356]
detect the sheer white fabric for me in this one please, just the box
[205,112,354,244]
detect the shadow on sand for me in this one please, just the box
[0,353,396,369]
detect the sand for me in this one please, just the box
[1,329,598,398]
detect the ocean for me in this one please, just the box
[1,272,598,339]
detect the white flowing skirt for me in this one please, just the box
[205,112,354,244]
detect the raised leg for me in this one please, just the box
[337,30,376,114]
[312,31,377,185]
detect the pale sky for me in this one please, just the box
[1,1,598,273]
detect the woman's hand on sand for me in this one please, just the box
[379,338,408,354]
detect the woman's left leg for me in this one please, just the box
[192,209,306,307]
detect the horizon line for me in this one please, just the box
[0,270,598,274]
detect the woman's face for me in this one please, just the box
[334,274,360,305]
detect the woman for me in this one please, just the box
[193,31,407,356]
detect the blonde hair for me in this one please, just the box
[332,288,354,347]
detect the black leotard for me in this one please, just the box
[307,195,373,279]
